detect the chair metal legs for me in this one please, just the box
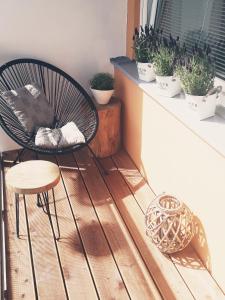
[13,134,35,165]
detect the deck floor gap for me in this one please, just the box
[56,153,131,299]
[78,150,163,299]
[55,155,100,300]
[72,153,132,300]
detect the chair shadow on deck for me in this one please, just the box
[58,151,114,208]
[59,222,122,257]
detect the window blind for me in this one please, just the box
[155,0,225,79]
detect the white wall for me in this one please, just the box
[0,0,127,151]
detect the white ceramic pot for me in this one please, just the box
[185,92,218,120]
[155,75,181,97]
[91,88,114,105]
[137,62,155,82]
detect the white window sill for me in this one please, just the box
[111,57,225,159]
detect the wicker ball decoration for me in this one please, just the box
[145,194,194,254]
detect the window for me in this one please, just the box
[154,0,225,79]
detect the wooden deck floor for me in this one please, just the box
[3,148,224,300]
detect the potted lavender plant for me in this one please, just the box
[153,35,184,97]
[133,25,158,82]
[176,44,221,120]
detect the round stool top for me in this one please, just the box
[6,160,60,195]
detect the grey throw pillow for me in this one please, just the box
[35,122,85,149]
[2,83,55,135]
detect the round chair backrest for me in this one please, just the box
[0,58,98,154]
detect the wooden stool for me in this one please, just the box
[6,160,61,239]
[90,97,121,158]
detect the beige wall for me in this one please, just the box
[0,0,127,88]
[115,68,225,291]
[0,0,127,151]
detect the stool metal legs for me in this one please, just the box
[40,190,60,240]
[52,189,60,240]
[15,193,19,238]
[15,189,60,240]
[37,194,43,207]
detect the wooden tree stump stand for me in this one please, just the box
[90,97,121,158]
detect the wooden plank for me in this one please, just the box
[39,154,99,300]
[74,148,162,300]
[5,190,35,300]
[113,149,225,299]
[170,246,225,300]
[56,153,130,300]
[101,153,194,300]
[20,151,67,299]
[4,156,35,299]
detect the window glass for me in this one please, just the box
[140,0,159,26]
[155,0,225,79]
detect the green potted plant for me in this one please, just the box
[153,35,183,97]
[176,44,221,120]
[90,73,114,105]
[133,25,158,82]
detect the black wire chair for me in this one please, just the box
[0,58,100,164]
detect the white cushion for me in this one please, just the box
[35,122,85,149]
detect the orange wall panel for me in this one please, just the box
[126,0,140,59]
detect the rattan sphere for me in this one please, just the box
[145,194,194,254]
